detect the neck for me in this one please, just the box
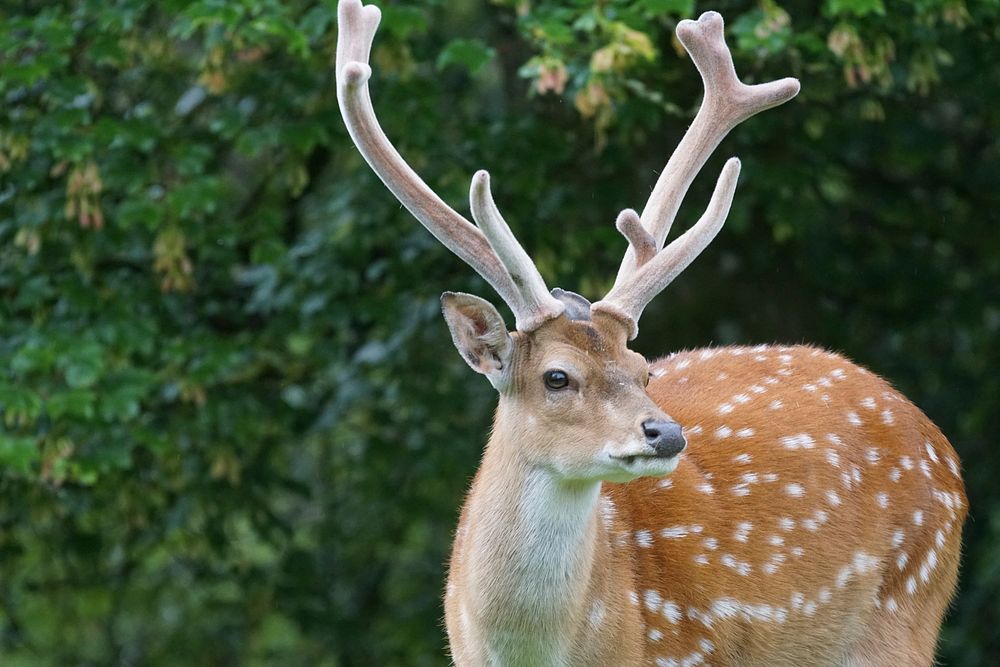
[446,427,638,666]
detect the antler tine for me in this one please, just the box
[469,171,565,330]
[336,0,563,331]
[594,158,741,339]
[615,209,657,269]
[611,11,798,287]
[594,11,798,339]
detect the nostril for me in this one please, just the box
[642,419,686,457]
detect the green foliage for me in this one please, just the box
[1,0,997,664]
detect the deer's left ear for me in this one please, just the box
[441,292,513,390]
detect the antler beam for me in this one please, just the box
[593,11,799,338]
[336,0,564,331]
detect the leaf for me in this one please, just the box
[436,39,496,75]
[825,0,886,17]
[0,435,38,474]
[638,0,695,16]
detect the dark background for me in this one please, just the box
[1,0,997,664]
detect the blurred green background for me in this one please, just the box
[1,0,997,664]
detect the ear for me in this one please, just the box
[441,292,513,390]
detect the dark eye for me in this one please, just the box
[543,369,570,390]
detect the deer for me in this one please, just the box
[336,1,967,665]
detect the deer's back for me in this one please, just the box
[605,344,967,666]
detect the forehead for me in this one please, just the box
[518,317,642,370]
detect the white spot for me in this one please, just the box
[913,510,924,526]
[697,482,715,495]
[925,442,939,464]
[769,399,784,410]
[801,519,819,531]
[825,450,841,468]
[881,409,895,425]
[779,517,795,531]
[866,448,881,465]
[733,522,753,543]
[715,372,729,381]
[818,587,832,603]
[762,473,779,483]
[815,510,829,524]
[629,590,639,605]
[889,467,901,483]
[661,526,690,539]
[830,368,846,379]
[721,554,752,576]
[780,433,815,450]
[588,600,606,628]
[876,492,890,509]
[891,530,905,548]
[846,411,862,426]
[900,456,914,471]
[636,530,654,548]
[803,601,818,616]
[920,550,938,582]
[764,376,780,385]
[699,638,715,654]
[644,589,663,612]
[733,393,751,404]
[825,489,842,506]
[662,601,683,624]
[791,546,805,558]
[841,471,853,490]
[655,658,679,667]
[749,384,766,394]
[648,628,663,642]
[736,428,755,438]
[733,453,753,464]
[777,368,793,376]
[920,459,932,478]
[897,553,909,570]
[739,472,759,485]
[687,425,703,435]
[826,433,844,447]
[946,456,960,478]
[906,577,917,595]
[714,426,733,439]
[836,565,852,588]
[785,483,805,497]
[718,403,734,415]
[731,483,751,497]
[861,397,877,410]
[694,554,710,566]
[853,551,878,574]
[702,537,718,551]
[935,529,946,549]
[885,597,898,613]
[769,535,785,546]
[802,383,818,393]
[790,592,805,610]
[658,477,674,489]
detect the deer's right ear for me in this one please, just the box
[441,292,513,390]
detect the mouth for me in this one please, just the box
[609,452,681,477]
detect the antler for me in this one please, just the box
[592,11,799,338]
[336,0,564,331]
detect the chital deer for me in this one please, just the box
[336,2,967,665]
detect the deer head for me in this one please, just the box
[336,0,799,483]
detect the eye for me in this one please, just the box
[543,369,570,391]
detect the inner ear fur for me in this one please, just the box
[441,292,513,388]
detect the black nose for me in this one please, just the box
[642,419,687,458]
